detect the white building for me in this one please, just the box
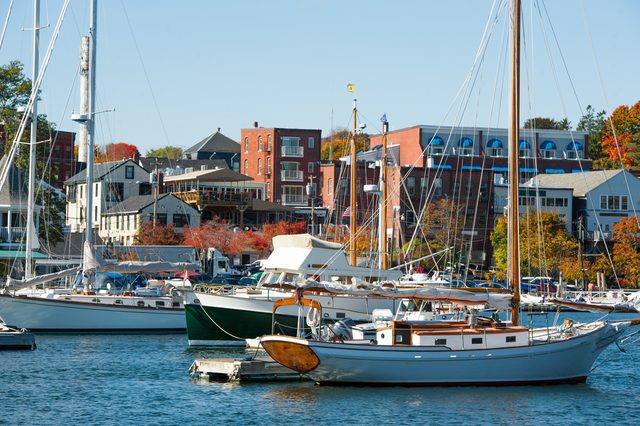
[100,193,200,246]
[530,169,640,241]
[494,184,573,233]
[65,160,151,233]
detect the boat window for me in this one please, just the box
[137,301,145,307]
[114,300,123,305]
[336,312,345,319]
[506,336,516,343]
[435,339,447,345]
[156,301,165,307]
[64,297,71,300]
[194,299,200,304]
[172,302,180,307]
[472,338,483,344]
[92,298,100,303]
[282,273,296,282]
[263,273,282,284]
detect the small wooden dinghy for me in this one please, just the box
[0,322,36,350]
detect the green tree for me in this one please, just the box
[146,146,183,159]
[577,105,607,162]
[0,61,64,244]
[491,210,577,279]
[523,117,571,130]
[320,130,369,161]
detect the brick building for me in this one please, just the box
[240,124,321,207]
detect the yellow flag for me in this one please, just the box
[346,83,355,93]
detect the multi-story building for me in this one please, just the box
[240,123,321,210]
[47,130,76,189]
[65,159,151,234]
[370,125,591,182]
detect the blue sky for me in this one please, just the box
[0,0,638,154]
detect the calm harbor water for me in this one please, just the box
[2,312,640,425]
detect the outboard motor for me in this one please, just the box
[326,318,356,340]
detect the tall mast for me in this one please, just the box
[349,99,358,266]
[508,0,521,325]
[84,0,97,248]
[25,0,40,279]
[378,118,389,270]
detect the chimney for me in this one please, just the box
[253,121,258,128]
[217,127,221,132]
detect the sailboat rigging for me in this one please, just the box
[259,0,640,385]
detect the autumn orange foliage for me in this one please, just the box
[612,216,640,287]
[95,142,140,163]
[134,221,184,245]
[600,101,640,168]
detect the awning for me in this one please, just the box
[521,167,538,173]
[0,250,48,260]
[487,138,503,148]
[540,140,556,150]
[462,165,482,170]
[430,136,444,146]
[572,168,591,173]
[519,140,530,149]
[428,164,452,170]
[492,166,509,172]
[459,137,474,147]
[567,142,583,150]
[545,168,565,174]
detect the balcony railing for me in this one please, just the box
[281,169,303,181]
[173,190,252,208]
[281,194,307,205]
[0,227,26,243]
[281,145,304,157]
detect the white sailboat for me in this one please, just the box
[260,0,640,385]
[0,0,193,332]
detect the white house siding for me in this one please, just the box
[581,171,640,240]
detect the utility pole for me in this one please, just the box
[307,175,315,236]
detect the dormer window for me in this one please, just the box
[566,142,583,159]
[519,140,531,158]
[429,136,444,155]
[486,138,503,157]
[458,137,474,156]
[540,140,556,159]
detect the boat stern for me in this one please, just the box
[260,335,320,374]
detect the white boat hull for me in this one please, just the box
[0,295,185,332]
[261,322,623,385]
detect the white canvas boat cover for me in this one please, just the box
[302,281,513,310]
[83,242,199,274]
[272,234,343,250]
[4,266,82,291]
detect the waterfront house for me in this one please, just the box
[182,129,241,171]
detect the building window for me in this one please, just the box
[434,178,443,197]
[257,158,262,175]
[328,178,333,195]
[267,135,272,151]
[258,136,263,152]
[125,165,134,179]
[139,183,152,196]
[94,206,97,221]
[601,195,628,210]
[308,137,315,148]
[173,214,190,227]
[407,176,416,195]
[308,162,314,173]
[282,186,305,204]
[151,213,167,225]
[420,177,428,195]
[266,182,271,200]
[68,186,77,202]
[267,157,271,174]
[541,150,555,159]
[106,183,124,202]
[126,215,130,230]
[244,137,249,152]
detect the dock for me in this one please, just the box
[189,357,309,382]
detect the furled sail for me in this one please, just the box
[299,281,513,311]
[4,266,82,291]
[82,241,199,274]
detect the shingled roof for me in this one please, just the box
[529,169,626,197]
[184,130,240,155]
[104,193,173,215]
[64,159,147,185]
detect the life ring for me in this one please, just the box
[306,307,321,328]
